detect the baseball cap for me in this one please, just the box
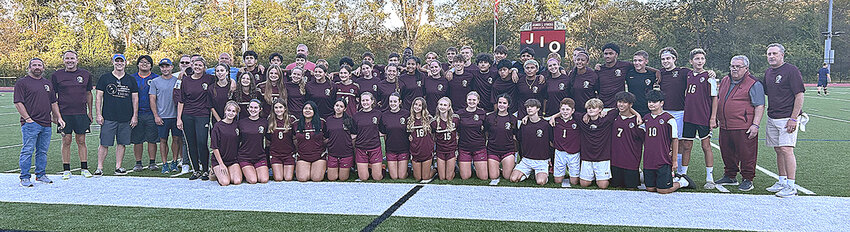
[112,54,126,61]
[158,58,173,66]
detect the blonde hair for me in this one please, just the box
[263,65,288,104]
[435,97,455,131]
[585,98,604,110]
[223,101,240,120]
[407,97,432,132]
[291,67,307,95]
[360,91,376,109]
[267,98,292,133]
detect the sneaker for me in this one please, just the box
[81,169,93,178]
[715,176,738,185]
[36,176,53,184]
[161,164,171,174]
[133,164,144,172]
[703,181,716,189]
[148,163,159,171]
[114,168,128,175]
[200,172,210,181]
[678,174,694,189]
[189,171,201,180]
[776,185,797,198]
[560,181,571,188]
[766,181,784,192]
[20,179,33,187]
[738,179,754,191]
[93,169,103,176]
[489,178,500,186]
[62,170,71,180]
[181,165,191,174]
[170,162,178,172]
[637,184,647,190]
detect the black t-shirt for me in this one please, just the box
[96,72,139,122]
[625,68,656,116]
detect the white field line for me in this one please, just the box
[715,184,730,193]
[0,133,97,150]
[807,113,850,124]
[708,142,815,195]
[808,96,850,102]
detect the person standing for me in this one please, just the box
[762,43,805,198]
[817,63,831,96]
[51,51,94,179]
[130,55,160,172]
[150,58,183,174]
[15,58,66,187]
[95,54,139,176]
[715,55,765,191]
[175,56,215,180]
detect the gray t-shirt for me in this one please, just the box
[149,75,179,118]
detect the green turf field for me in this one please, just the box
[0,87,847,231]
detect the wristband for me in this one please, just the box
[789,118,797,122]
[752,124,759,129]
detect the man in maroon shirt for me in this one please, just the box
[510,99,552,185]
[237,50,265,83]
[15,58,65,187]
[762,43,805,198]
[51,50,94,179]
[680,48,718,189]
[595,43,632,109]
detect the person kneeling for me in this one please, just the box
[642,90,690,194]
[510,99,551,185]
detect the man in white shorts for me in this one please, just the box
[510,99,552,185]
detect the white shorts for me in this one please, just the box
[766,117,798,147]
[669,110,685,139]
[580,160,612,181]
[553,150,580,178]
[515,158,550,177]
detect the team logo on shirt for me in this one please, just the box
[488,77,493,84]
[473,114,479,121]
[645,79,652,86]
[400,117,406,125]
[438,84,444,91]
[417,80,422,87]
[505,122,511,130]
[258,126,265,133]
[372,85,378,91]
[324,88,331,96]
[349,88,355,93]
[672,71,679,77]
[254,74,261,81]
[43,85,50,92]
[571,123,577,129]
[235,128,240,135]
[76,76,83,83]
[615,69,622,77]
[202,83,208,90]
[536,129,543,137]
[629,122,635,128]
[372,117,378,124]
[532,86,538,93]
[700,76,705,82]
[590,124,597,129]
[147,79,153,86]
[659,119,665,124]
[462,80,468,87]
[775,75,783,84]
[583,81,590,89]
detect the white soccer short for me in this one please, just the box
[580,160,612,181]
[669,110,685,138]
[554,150,580,178]
[766,117,798,147]
[515,158,550,177]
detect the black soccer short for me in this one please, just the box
[644,164,674,189]
[60,114,91,135]
[682,122,711,140]
[611,166,641,189]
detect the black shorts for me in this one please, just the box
[682,122,711,140]
[60,114,91,135]
[644,164,674,189]
[610,166,641,189]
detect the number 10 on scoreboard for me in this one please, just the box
[519,22,566,59]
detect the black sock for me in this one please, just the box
[149,159,156,165]
[81,162,88,170]
[63,163,71,171]
[136,161,143,165]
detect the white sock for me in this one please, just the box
[787,179,796,188]
[779,176,787,184]
[677,176,690,188]
[706,167,714,181]
[681,166,689,175]
[676,154,683,172]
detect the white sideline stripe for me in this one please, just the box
[0,133,97,150]
[808,96,850,102]
[0,123,21,127]
[715,184,730,193]
[708,142,815,195]
[807,113,850,123]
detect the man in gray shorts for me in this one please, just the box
[95,54,139,176]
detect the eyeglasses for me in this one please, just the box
[180,62,190,64]
[729,65,746,70]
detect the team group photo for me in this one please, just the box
[1,0,848,231]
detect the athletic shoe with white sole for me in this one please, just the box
[62,170,71,180]
[189,171,201,180]
[114,168,128,175]
[703,181,716,189]
[776,185,797,198]
[715,176,738,185]
[20,179,33,187]
[147,163,159,171]
[93,169,103,176]
[200,171,210,181]
[678,174,695,189]
[170,162,178,172]
[766,181,784,192]
[36,176,53,184]
[81,169,93,178]
[738,179,754,191]
[561,181,571,188]
[161,164,171,174]
[489,179,500,186]
[133,164,144,172]
[181,165,191,174]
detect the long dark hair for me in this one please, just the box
[297,101,322,132]
[233,72,259,101]
[333,98,357,133]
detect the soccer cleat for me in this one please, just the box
[114,168,128,176]
[81,169,93,178]
[766,181,784,192]
[489,179,500,186]
[93,169,104,176]
[133,164,144,172]
[775,185,797,198]
[703,181,716,190]
[20,179,34,187]
[36,176,53,184]
[147,163,159,171]
[200,172,210,181]
[715,176,738,185]
[189,172,201,180]
[561,181,571,188]
[62,171,71,180]
[738,179,754,191]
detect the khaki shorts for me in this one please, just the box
[765,117,798,147]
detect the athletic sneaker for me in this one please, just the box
[200,172,210,181]
[133,164,144,172]
[181,165,191,174]
[703,181,716,189]
[776,185,797,198]
[148,163,159,171]
[561,181,571,188]
[766,181,784,192]
[81,169,93,178]
[489,178,500,186]
[715,176,738,185]
[637,184,647,190]
[678,174,695,189]
[62,170,71,180]
[738,179,754,191]
[20,179,33,187]
[114,168,128,175]
[189,171,201,180]
[36,176,53,184]
[170,162,178,172]
[161,164,171,174]
[93,169,103,176]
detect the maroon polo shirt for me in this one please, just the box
[14,75,57,127]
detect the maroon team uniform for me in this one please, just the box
[423,76,449,113]
[409,118,435,162]
[596,61,632,108]
[210,120,239,167]
[353,110,383,164]
[380,109,411,161]
[305,80,336,118]
[642,112,677,189]
[569,68,598,112]
[456,108,487,162]
[610,115,645,188]
[658,67,690,112]
[484,113,518,161]
[544,73,571,117]
[294,119,327,162]
[267,116,297,166]
[335,82,360,116]
[432,115,459,161]
[447,71,474,111]
[237,117,269,168]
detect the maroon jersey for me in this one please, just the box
[380,109,410,153]
[643,112,676,169]
[763,63,805,119]
[51,68,92,115]
[236,67,264,84]
[448,71,474,111]
[610,115,644,170]
[232,89,259,119]
[335,82,360,116]
[569,67,598,113]
[295,119,327,161]
[491,75,517,113]
[544,72,571,117]
[353,109,382,150]
[14,76,57,127]
[256,81,281,118]
[399,71,424,110]
[552,117,581,154]
[431,115,459,153]
[658,67,690,111]
[355,76,381,98]
[596,60,632,108]
[305,80,335,118]
[174,74,214,117]
[324,115,354,158]
[266,115,297,157]
[210,120,239,164]
[210,81,231,121]
[515,74,545,118]
[376,79,405,111]
[409,117,435,158]
[237,117,268,162]
[484,112,517,155]
[456,108,486,151]
[574,110,618,161]
[683,70,716,126]
[423,76,448,113]
[472,70,496,112]
[518,118,553,160]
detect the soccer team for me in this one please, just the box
[14,42,805,197]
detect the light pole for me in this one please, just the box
[823,0,844,69]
